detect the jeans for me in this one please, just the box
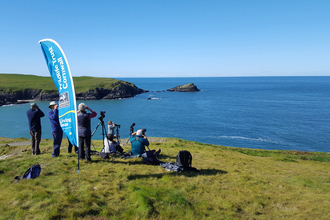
[52,130,63,157]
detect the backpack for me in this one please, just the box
[176,150,192,171]
[14,163,41,182]
[23,162,41,179]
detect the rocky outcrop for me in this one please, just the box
[0,83,147,107]
[166,83,200,92]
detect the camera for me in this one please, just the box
[141,128,147,135]
[98,111,106,120]
[115,124,121,128]
[130,123,135,134]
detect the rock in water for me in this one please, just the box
[166,83,200,92]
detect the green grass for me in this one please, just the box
[229,147,330,162]
[0,74,135,93]
[1,137,330,219]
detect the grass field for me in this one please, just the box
[1,137,330,219]
[0,74,134,93]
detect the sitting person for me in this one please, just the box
[129,129,160,157]
[103,134,123,154]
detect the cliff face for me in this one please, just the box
[0,83,147,106]
[76,83,146,100]
[0,89,44,106]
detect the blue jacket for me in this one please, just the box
[26,109,45,131]
[48,109,62,132]
[130,135,149,155]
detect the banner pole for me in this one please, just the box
[39,38,81,179]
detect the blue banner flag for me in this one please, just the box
[39,39,78,147]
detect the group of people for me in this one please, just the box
[26,102,97,161]
[26,102,160,162]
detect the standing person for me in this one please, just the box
[67,138,78,154]
[108,121,115,136]
[48,101,63,157]
[26,103,45,155]
[77,103,97,161]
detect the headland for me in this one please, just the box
[0,74,148,107]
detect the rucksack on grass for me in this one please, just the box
[13,162,41,182]
[176,150,192,170]
[176,150,198,172]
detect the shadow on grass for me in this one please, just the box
[95,157,176,165]
[158,154,177,160]
[93,153,181,163]
[108,160,145,165]
[127,169,227,180]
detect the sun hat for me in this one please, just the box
[48,101,57,108]
[136,130,142,136]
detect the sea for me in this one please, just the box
[0,76,329,152]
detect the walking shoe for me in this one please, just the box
[155,148,161,155]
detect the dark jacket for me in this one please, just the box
[26,109,45,131]
[77,111,96,137]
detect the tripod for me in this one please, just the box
[115,125,121,142]
[125,123,135,144]
[91,116,114,163]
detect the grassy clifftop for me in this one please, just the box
[0,74,134,93]
[1,137,330,219]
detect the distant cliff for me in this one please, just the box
[166,83,200,92]
[0,74,147,106]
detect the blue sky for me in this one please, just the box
[0,0,329,77]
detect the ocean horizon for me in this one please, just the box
[1,76,329,152]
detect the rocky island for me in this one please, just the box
[166,83,200,92]
[0,74,147,107]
